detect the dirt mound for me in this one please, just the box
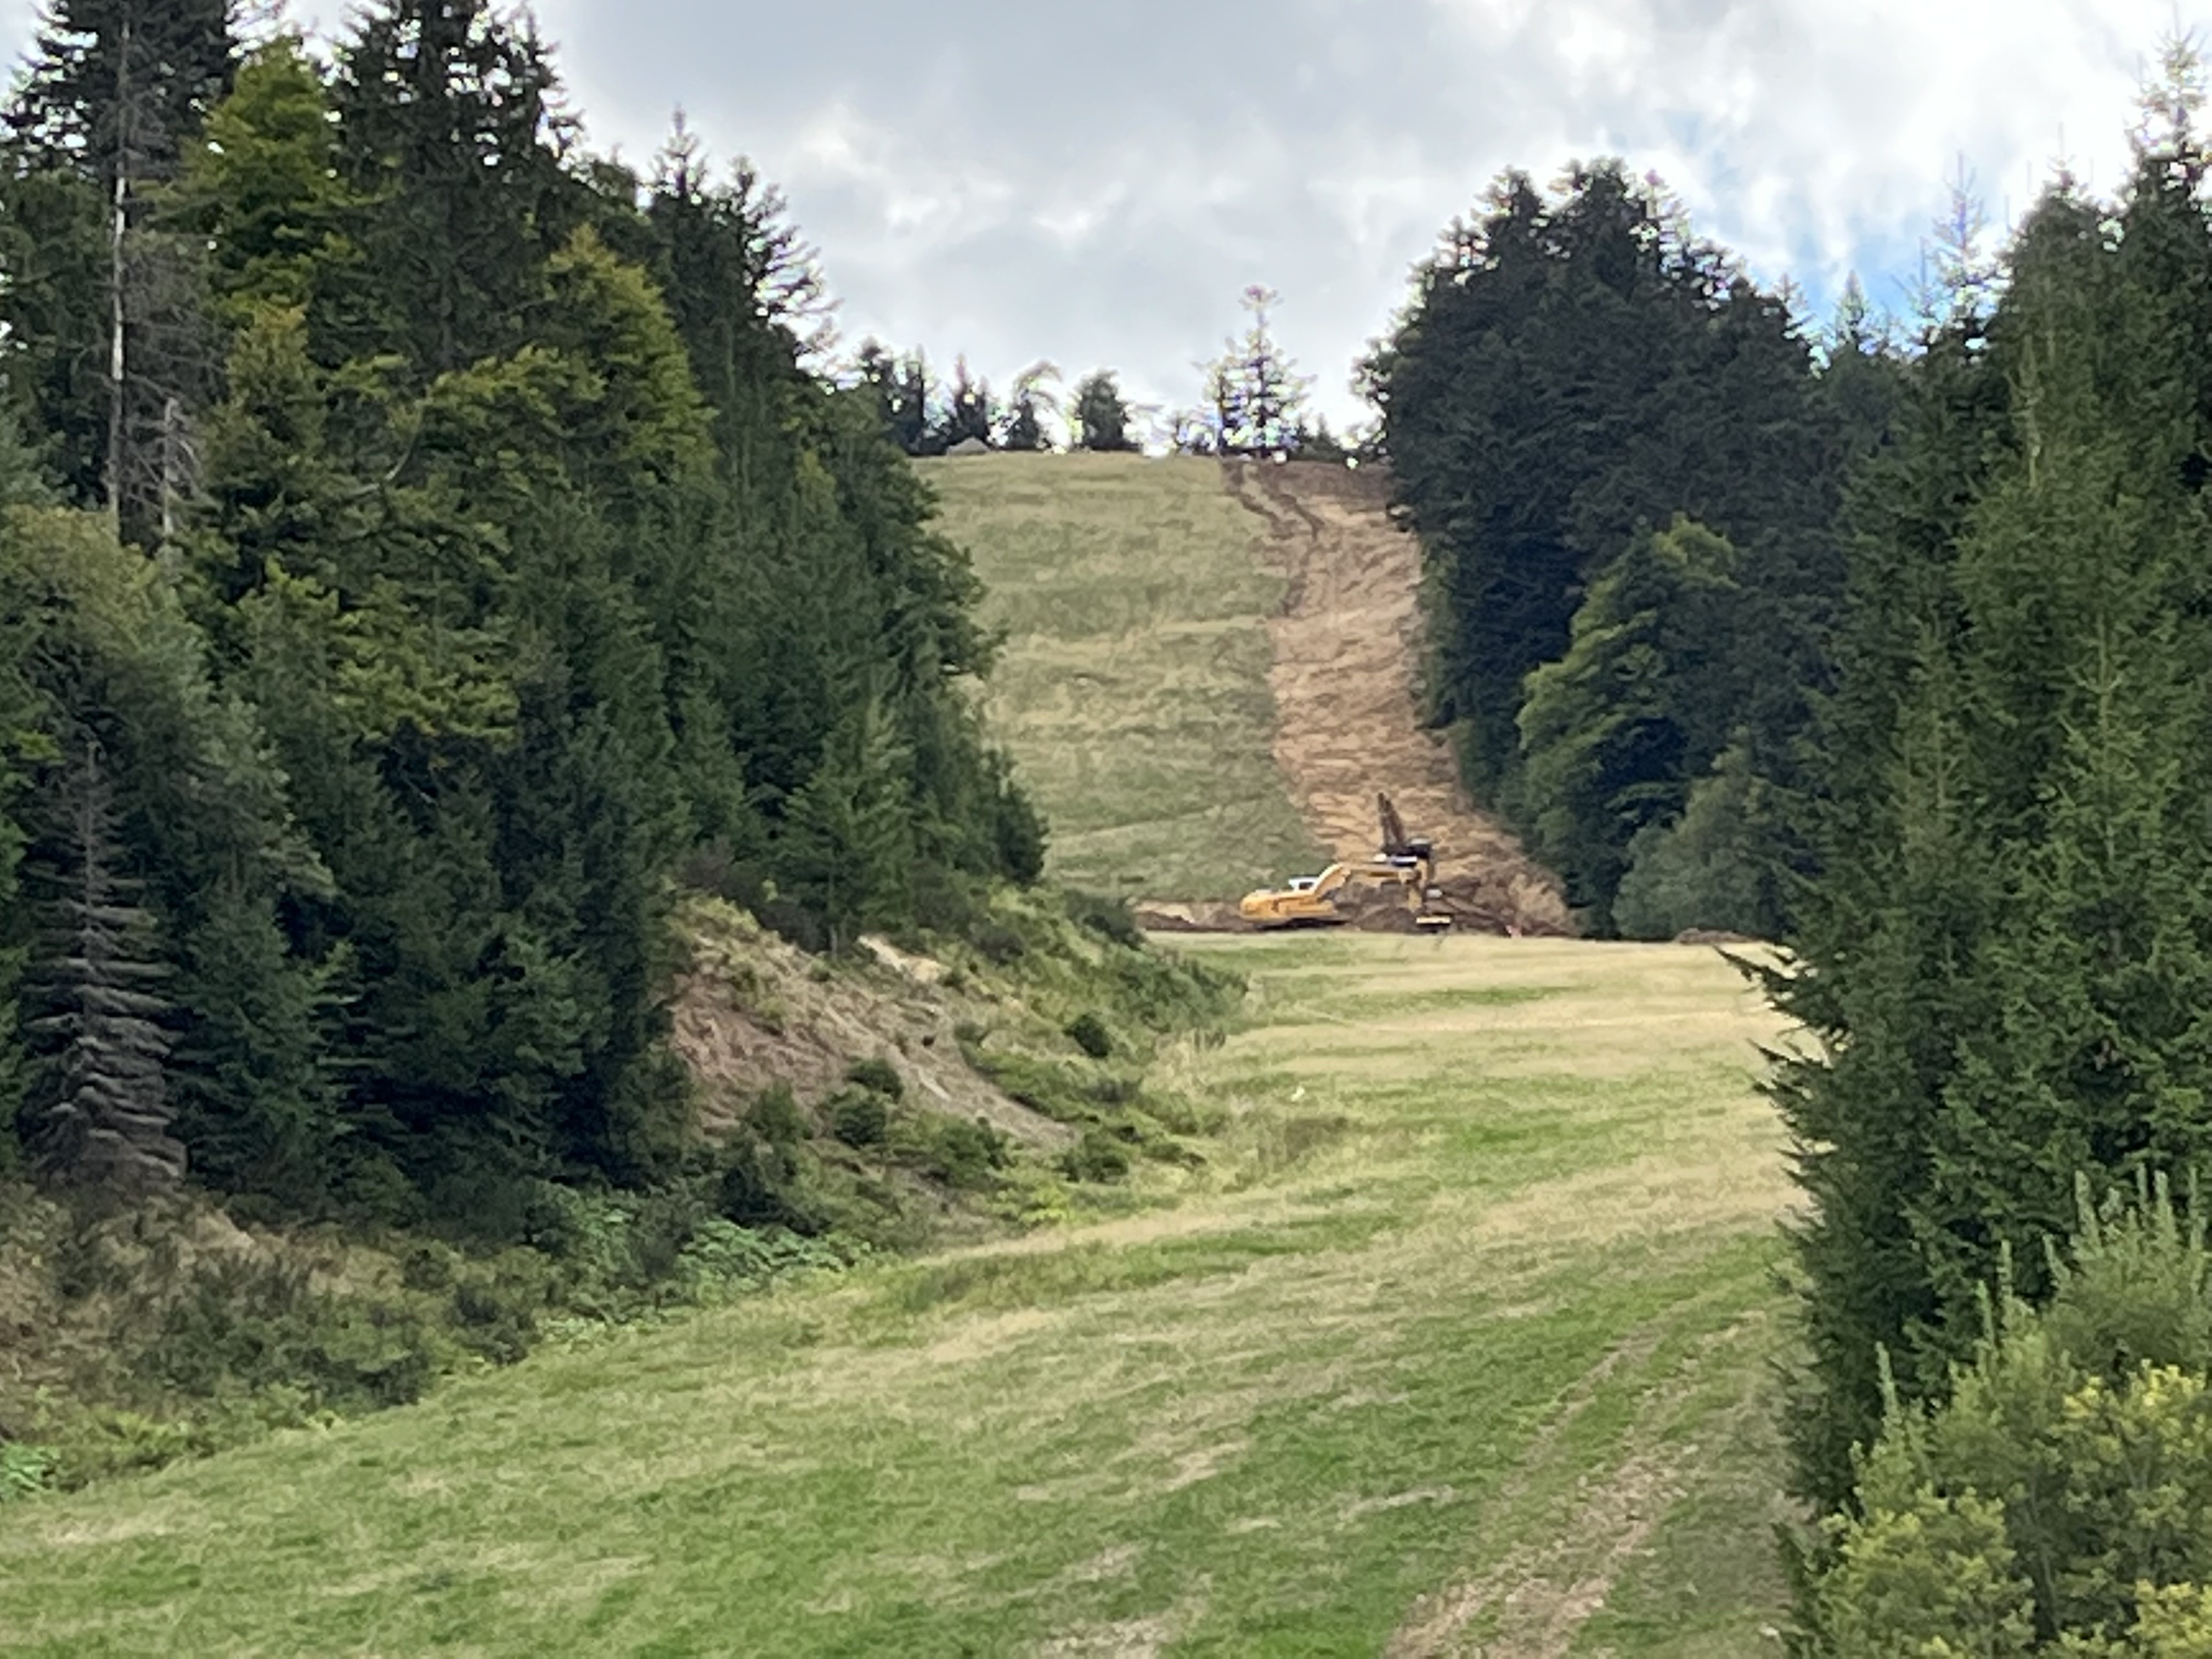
[1223,460,1571,937]
[669,899,1073,1150]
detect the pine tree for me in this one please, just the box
[1775,139,2212,1505]
[1070,369,1136,452]
[997,360,1058,452]
[332,0,578,375]
[24,733,185,1189]
[936,356,995,450]
[4,0,238,543]
[1205,285,1310,455]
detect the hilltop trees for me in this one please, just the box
[1070,369,1136,450]
[1204,284,1312,455]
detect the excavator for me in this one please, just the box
[1238,795,1453,931]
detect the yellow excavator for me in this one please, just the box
[1239,795,1452,931]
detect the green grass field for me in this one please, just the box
[0,934,1797,1656]
[922,453,1325,901]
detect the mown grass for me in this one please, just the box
[0,934,1798,1655]
[922,452,1325,900]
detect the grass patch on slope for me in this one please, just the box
[0,933,1798,1655]
[921,452,1325,900]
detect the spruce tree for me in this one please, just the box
[24,733,185,1189]
[1070,369,1136,452]
[1776,136,2212,1505]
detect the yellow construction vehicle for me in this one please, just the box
[1238,795,1452,931]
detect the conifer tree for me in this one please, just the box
[4,0,238,542]
[1070,369,1136,452]
[25,733,185,1188]
[1775,119,2212,1504]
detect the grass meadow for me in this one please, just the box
[921,453,1327,901]
[0,934,1799,1656]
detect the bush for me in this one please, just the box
[896,1114,1009,1189]
[829,1088,890,1148]
[1808,1178,2212,1654]
[1065,1011,1115,1059]
[973,921,1028,965]
[0,1442,56,1504]
[1059,1127,1131,1184]
[1064,889,1144,949]
[845,1057,905,1101]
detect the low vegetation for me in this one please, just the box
[0,933,1797,1654]
[0,885,1239,1498]
[922,452,1326,901]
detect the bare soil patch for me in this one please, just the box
[669,898,1071,1150]
[1223,461,1570,936]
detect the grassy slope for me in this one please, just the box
[1,934,1796,1655]
[922,452,1325,901]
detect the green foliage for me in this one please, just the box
[845,1057,904,1101]
[1059,1126,1132,1184]
[1064,1011,1115,1060]
[0,1441,57,1503]
[1613,735,1789,940]
[828,1088,890,1149]
[1070,369,1137,452]
[1775,141,2212,1505]
[1372,162,1893,929]
[1517,518,1743,929]
[1810,1183,2212,1655]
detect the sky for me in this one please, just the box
[0,0,2200,435]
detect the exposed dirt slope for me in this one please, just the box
[670,898,1072,1150]
[1224,460,1570,936]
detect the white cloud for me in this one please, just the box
[0,0,2199,426]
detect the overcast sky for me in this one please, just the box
[0,1,2199,432]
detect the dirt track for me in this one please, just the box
[1224,460,1570,937]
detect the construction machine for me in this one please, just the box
[1238,794,1453,931]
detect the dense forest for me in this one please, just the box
[1367,163,1903,940]
[21,0,2212,1644]
[0,2,1062,1220]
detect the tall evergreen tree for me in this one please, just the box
[3,0,238,541]
[1776,127,2212,1505]
[1070,368,1136,452]
[22,732,184,1188]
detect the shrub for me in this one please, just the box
[829,1088,890,1148]
[1808,1178,2212,1654]
[896,1114,1010,1189]
[845,1057,905,1100]
[1059,1128,1131,1184]
[1065,1011,1115,1060]
[0,1442,56,1504]
[747,1084,807,1146]
[1064,889,1144,949]
[973,921,1027,965]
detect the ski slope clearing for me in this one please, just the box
[0,934,1796,1656]
[923,452,1326,902]
[924,452,1562,928]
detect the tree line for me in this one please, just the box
[853,283,1351,459]
[1372,48,2212,1649]
[0,1,1044,1222]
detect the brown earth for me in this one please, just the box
[1222,460,1571,937]
[668,897,1072,1152]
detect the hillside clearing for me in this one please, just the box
[923,453,1325,901]
[0,934,1798,1655]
